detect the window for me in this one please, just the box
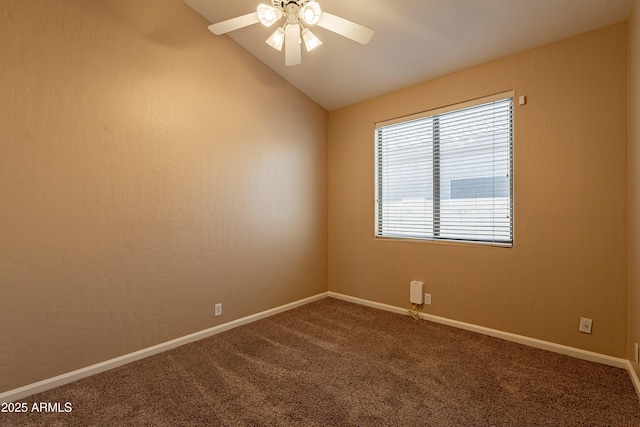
[375,91,514,246]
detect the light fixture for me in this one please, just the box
[257,3,283,27]
[301,28,322,51]
[266,27,286,51]
[207,0,375,66]
[299,1,322,25]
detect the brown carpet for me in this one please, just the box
[1,297,639,426]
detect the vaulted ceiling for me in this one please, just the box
[183,0,632,111]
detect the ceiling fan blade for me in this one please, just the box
[316,12,374,45]
[208,12,260,35]
[285,24,301,66]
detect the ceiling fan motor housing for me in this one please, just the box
[272,0,310,9]
[284,2,300,24]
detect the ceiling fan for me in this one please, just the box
[207,0,375,66]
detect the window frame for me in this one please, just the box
[374,90,515,247]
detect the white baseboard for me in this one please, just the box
[0,292,329,404]
[628,361,640,398]
[328,291,632,372]
[4,291,638,403]
[328,292,409,316]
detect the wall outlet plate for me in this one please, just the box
[578,317,592,334]
[424,293,431,305]
[215,303,222,317]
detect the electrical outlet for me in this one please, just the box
[424,293,431,305]
[215,303,222,317]
[635,343,639,364]
[578,317,592,334]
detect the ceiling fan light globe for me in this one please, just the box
[257,3,283,27]
[302,28,322,51]
[266,27,286,51]
[300,1,321,25]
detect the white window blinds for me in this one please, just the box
[375,92,514,246]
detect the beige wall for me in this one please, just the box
[0,0,328,392]
[328,23,628,357]
[629,0,640,374]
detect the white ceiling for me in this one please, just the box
[183,0,632,111]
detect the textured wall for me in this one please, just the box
[328,24,628,357]
[629,0,640,374]
[0,0,328,392]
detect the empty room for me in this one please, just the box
[2,0,640,425]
